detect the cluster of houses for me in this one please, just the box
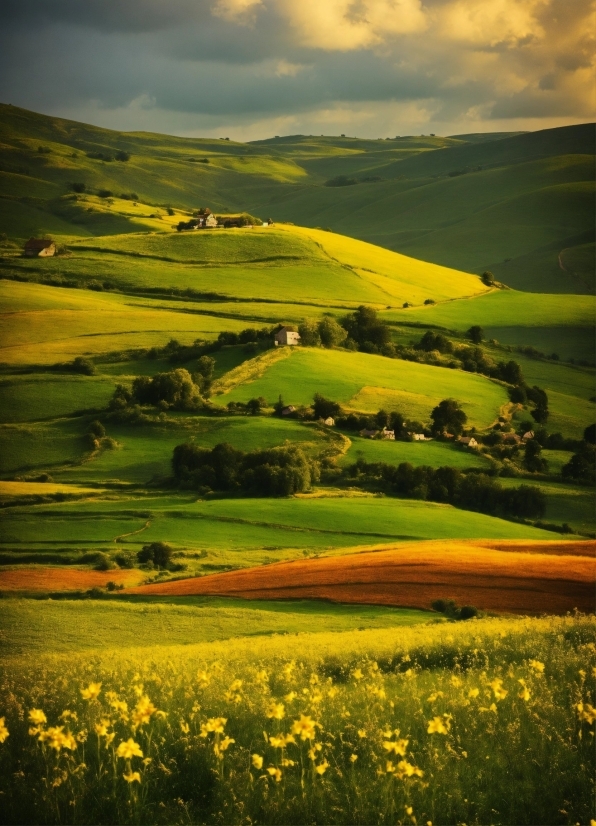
[178,208,273,231]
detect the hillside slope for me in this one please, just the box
[1,104,593,292]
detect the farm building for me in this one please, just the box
[274,326,301,346]
[323,417,335,426]
[196,213,218,228]
[458,436,478,448]
[503,433,522,444]
[381,429,395,440]
[523,430,535,441]
[412,433,427,441]
[281,405,297,416]
[24,238,55,257]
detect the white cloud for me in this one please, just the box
[212,0,264,25]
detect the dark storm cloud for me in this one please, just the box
[0,0,592,137]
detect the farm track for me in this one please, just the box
[128,539,596,615]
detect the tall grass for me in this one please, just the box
[0,614,594,824]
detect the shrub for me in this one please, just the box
[137,542,173,569]
[430,398,467,437]
[98,189,113,199]
[71,357,96,375]
[94,553,116,571]
[70,182,86,193]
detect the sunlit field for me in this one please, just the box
[0,614,594,825]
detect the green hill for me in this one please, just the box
[1,104,593,293]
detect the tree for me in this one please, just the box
[298,319,321,347]
[137,542,173,569]
[246,398,262,415]
[467,325,484,344]
[430,398,467,436]
[524,439,548,473]
[341,305,391,351]
[312,393,341,421]
[132,369,203,410]
[71,356,96,375]
[481,271,494,286]
[583,423,596,444]
[497,360,524,386]
[562,444,596,485]
[318,316,346,348]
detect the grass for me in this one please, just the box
[338,434,490,469]
[0,612,593,824]
[0,374,116,423]
[222,348,509,428]
[0,597,433,656]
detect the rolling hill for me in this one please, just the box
[0,103,593,292]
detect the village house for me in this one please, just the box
[323,417,335,426]
[274,326,301,346]
[503,432,522,445]
[24,238,56,257]
[458,436,478,448]
[196,213,218,228]
[412,433,427,441]
[381,429,395,440]
[523,430,535,441]
[281,405,296,416]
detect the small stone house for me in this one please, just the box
[381,429,395,440]
[281,405,296,416]
[412,433,427,441]
[24,238,56,257]
[522,430,535,441]
[274,326,301,346]
[458,436,478,448]
[323,417,335,426]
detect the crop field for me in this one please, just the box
[0,565,144,592]
[338,435,490,469]
[0,613,593,824]
[128,539,595,615]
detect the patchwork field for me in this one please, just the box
[128,539,596,615]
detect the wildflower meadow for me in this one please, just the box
[0,613,594,825]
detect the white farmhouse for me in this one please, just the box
[274,326,301,346]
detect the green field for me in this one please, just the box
[339,434,491,469]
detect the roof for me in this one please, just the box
[277,325,298,333]
[25,238,54,250]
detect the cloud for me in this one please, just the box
[0,0,592,138]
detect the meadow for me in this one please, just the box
[0,613,593,825]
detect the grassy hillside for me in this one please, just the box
[1,104,593,293]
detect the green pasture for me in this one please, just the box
[485,326,595,362]
[339,434,490,469]
[54,417,332,486]
[499,476,595,535]
[0,419,87,475]
[0,598,433,656]
[0,374,115,423]
[223,348,509,428]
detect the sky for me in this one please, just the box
[0,0,593,141]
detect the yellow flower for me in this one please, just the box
[229,679,243,692]
[529,659,545,673]
[406,806,413,816]
[291,714,319,741]
[450,676,462,687]
[468,688,480,699]
[385,761,395,773]
[41,726,76,752]
[396,760,424,778]
[518,679,531,701]
[357,729,367,738]
[328,686,339,698]
[427,716,450,735]
[123,771,141,783]
[281,757,295,767]
[282,661,295,679]
[218,736,235,752]
[0,717,9,743]
[132,695,158,729]
[353,668,364,681]
[577,703,596,724]
[81,682,102,701]
[308,743,323,760]
[251,753,264,769]
[426,691,444,703]
[490,678,508,701]
[269,733,296,748]
[180,721,190,734]
[267,701,285,720]
[284,691,297,703]
[315,761,329,775]
[116,739,143,759]
[267,766,282,782]
[197,669,211,688]
[204,717,227,734]
[256,669,268,683]
[350,753,358,763]
[29,709,47,726]
[383,738,409,756]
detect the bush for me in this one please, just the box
[137,542,173,569]
[71,357,96,375]
[70,182,86,193]
[430,398,467,437]
[115,150,130,161]
[130,369,203,411]
[98,189,113,199]
[94,553,116,571]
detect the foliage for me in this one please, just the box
[467,325,484,344]
[344,460,546,520]
[341,306,391,353]
[524,439,548,473]
[130,369,203,411]
[562,444,596,485]
[172,442,319,496]
[137,541,173,569]
[430,399,467,437]
[312,394,341,421]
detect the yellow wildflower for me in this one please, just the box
[350,753,358,763]
[269,733,295,748]
[406,806,413,816]
[450,676,462,687]
[518,679,531,701]
[308,743,323,760]
[266,701,285,720]
[197,670,211,688]
[315,760,329,775]
[383,738,409,756]
[116,739,143,759]
[219,736,235,752]
[284,691,297,703]
[123,771,141,783]
[267,766,282,782]
[357,729,367,738]
[490,678,508,700]
[577,703,596,724]
[426,691,444,703]
[132,696,157,729]
[291,714,319,741]
[81,682,102,701]
[396,760,424,778]
[256,669,268,683]
[29,709,47,726]
[468,688,480,699]
[282,661,295,679]
[229,679,243,692]
[0,717,9,743]
[353,668,364,681]
[180,721,190,734]
[203,717,227,734]
[427,715,450,735]
[251,754,264,769]
[529,659,545,673]
[328,686,339,698]
[281,757,295,767]
[386,761,395,773]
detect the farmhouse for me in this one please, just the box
[281,405,296,416]
[274,326,301,346]
[196,213,218,228]
[24,238,55,257]
[412,433,427,441]
[458,436,478,448]
[523,430,535,441]
[503,433,522,444]
[381,429,395,440]
[323,417,335,426]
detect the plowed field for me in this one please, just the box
[128,539,596,614]
[0,567,146,592]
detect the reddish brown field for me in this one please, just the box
[0,567,146,592]
[129,539,596,615]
